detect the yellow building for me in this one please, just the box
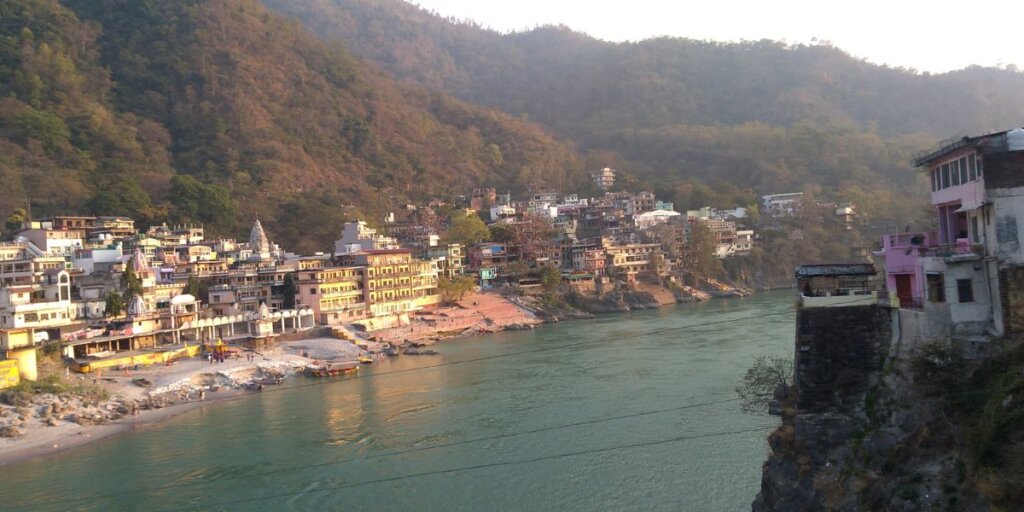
[603,242,662,281]
[340,249,439,320]
[1,328,36,381]
[296,266,368,325]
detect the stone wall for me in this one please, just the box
[1000,266,1024,334]
[795,305,892,413]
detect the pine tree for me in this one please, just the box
[282,273,297,309]
[104,291,125,317]
[121,265,143,297]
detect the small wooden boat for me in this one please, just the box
[307,362,360,377]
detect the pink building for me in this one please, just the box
[876,128,1024,339]
[875,231,939,309]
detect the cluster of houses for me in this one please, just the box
[799,127,1024,352]
[455,169,759,286]
[0,167,768,384]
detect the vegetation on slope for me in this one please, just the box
[266,0,1024,224]
[0,0,584,252]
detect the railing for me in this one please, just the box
[800,290,879,308]
[918,243,983,259]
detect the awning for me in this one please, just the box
[953,203,981,213]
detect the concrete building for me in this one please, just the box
[604,242,662,281]
[295,266,367,325]
[0,242,74,340]
[590,168,616,191]
[634,209,681,229]
[17,226,85,257]
[72,243,124,275]
[422,244,464,279]
[762,193,804,217]
[338,249,440,323]
[796,264,881,308]
[207,264,298,315]
[334,220,400,255]
[876,127,1024,341]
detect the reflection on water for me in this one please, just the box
[1,292,794,512]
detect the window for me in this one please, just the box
[941,164,950,188]
[977,157,983,177]
[969,156,977,180]
[309,288,317,295]
[959,157,968,183]
[932,168,939,191]
[951,160,961,186]
[957,279,974,303]
[927,274,945,303]
[971,216,980,243]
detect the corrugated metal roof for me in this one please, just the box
[795,263,876,278]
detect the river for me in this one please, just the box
[1,291,794,511]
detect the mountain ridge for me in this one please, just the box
[264,0,1024,222]
[0,0,584,252]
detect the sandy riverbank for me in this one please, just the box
[0,338,364,465]
[364,291,543,344]
[0,292,565,465]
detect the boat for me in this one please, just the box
[306,361,360,377]
[358,354,373,364]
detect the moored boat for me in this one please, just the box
[306,361,360,377]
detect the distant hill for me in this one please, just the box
[0,0,583,252]
[265,0,1024,220]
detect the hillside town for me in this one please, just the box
[0,167,804,389]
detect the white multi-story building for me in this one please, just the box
[334,220,400,255]
[0,242,73,332]
[590,168,616,191]
[761,193,803,217]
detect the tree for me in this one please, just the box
[735,355,793,413]
[681,221,721,282]
[282,272,297,309]
[4,208,28,240]
[121,265,143,298]
[444,212,490,247]
[184,276,201,298]
[104,291,125,317]
[539,265,561,294]
[438,275,474,305]
[169,175,236,234]
[489,223,514,243]
[504,261,529,278]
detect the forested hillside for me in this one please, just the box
[265,0,1024,222]
[0,0,584,252]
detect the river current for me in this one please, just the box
[2,291,794,511]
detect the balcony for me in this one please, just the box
[918,243,983,262]
[320,302,366,313]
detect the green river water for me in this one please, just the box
[1,291,795,511]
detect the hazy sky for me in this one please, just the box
[409,0,1022,73]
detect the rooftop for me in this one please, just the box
[795,263,876,278]
[913,127,1024,167]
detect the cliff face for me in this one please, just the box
[753,306,1005,511]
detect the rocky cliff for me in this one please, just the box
[753,306,1024,511]
[568,290,663,314]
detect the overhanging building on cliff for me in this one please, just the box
[876,127,1024,341]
